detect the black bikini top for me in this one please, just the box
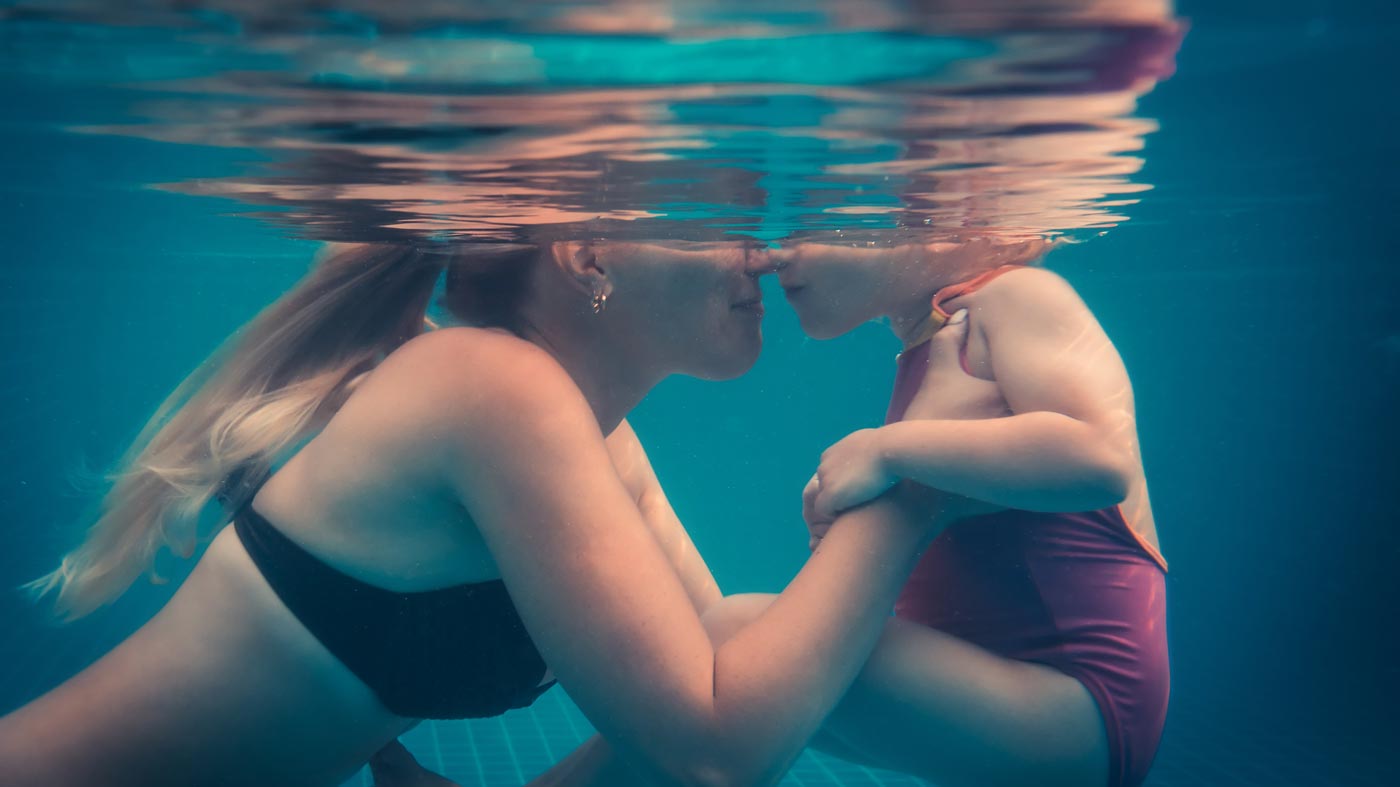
[231,503,554,720]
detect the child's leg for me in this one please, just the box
[701,594,1109,787]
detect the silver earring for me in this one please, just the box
[591,288,608,314]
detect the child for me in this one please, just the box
[780,235,1169,787]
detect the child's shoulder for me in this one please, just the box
[966,265,1088,315]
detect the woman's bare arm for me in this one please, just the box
[427,332,946,787]
[367,419,723,787]
[605,420,723,615]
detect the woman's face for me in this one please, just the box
[598,240,771,380]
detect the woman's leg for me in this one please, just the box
[702,594,1109,787]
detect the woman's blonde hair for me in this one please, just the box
[26,242,533,620]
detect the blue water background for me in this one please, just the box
[0,1,1397,783]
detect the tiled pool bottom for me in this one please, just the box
[337,689,1391,787]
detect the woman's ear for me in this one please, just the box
[549,240,607,295]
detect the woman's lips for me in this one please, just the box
[732,298,765,317]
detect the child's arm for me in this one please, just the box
[814,268,1137,517]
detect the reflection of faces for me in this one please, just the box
[596,241,768,380]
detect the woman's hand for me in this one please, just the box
[806,473,977,551]
[810,428,899,523]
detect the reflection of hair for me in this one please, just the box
[27,243,538,619]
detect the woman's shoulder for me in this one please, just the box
[368,327,584,424]
[397,324,535,361]
[396,327,561,379]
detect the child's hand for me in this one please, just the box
[802,473,833,550]
[811,428,899,522]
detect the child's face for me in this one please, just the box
[763,240,959,339]
[767,237,1054,339]
[761,241,913,339]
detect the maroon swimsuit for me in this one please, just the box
[887,276,1170,787]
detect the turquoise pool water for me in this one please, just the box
[0,1,1396,785]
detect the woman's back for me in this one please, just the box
[0,327,539,786]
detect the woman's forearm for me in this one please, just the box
[879,413,1132,512]
[691,484,950,787]
[531,491,953,787]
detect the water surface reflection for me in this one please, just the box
[2,0,1183,247]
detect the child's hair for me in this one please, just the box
[984,234,1075,268]
[26,242,538,620]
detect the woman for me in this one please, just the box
[0,239,975,787]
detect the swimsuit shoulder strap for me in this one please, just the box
[902,263,1030,350]
[930,263,1028,322]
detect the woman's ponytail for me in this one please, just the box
[26,244,444,620]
